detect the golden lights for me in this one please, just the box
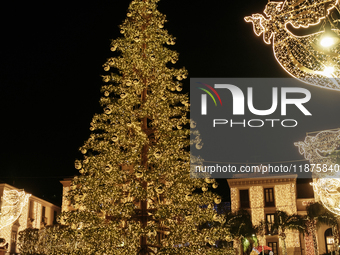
[0,189,30,230]
[295,129,340,215]
[245,0,340,90]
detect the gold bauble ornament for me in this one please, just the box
[110,45,117,51]
[112,135,118,142]
[135,170,143,178]
[155,185,164,194]
[176,86,182,91]
[81,148,87,154]
[196,143,203,150]
[104,91,110,97]
[185,194,193,201]
[177,125,182,130]
[214,197,222,204]
[74,160,82,170]
[120,29,125,34]
[225,235,232,242]
[104,106,112,114]
[213,214,219,221]
[186,214,193,221]
[212,183,218,189]
[104,66,110,71]
[105,164,113,173]
[127,12,132,17]
[190,120,196,128]
[148,230,157,237]
[154,151,161,159]
[202,186,208,192]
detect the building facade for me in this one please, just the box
[0,183,61,254]
[227,175,333,255]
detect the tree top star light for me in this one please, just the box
[245,0,340,90]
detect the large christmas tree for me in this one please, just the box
[58,0,231,254]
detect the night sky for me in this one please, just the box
[1,0,339,206]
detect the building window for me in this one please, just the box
[325,228,335,253]
[42,206,46,224]
[264,188,275,207]
[29,200,34,219]
[266,214,277,235]
[268,242,278,255]
[239,190,250,208]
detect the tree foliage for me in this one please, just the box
[19,0,231,254]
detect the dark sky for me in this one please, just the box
[1,0,338,205]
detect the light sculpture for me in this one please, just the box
[295,129,340,215]
[245,0,340,90]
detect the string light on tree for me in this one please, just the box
[17,0,232,254]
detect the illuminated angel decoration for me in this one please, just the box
[295,129,340,214]
[0,189,30,230]
[245,0,340,90]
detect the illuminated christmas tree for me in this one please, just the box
[58,0,231,254]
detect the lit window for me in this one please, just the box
[268,242,278,255]
[266,214,277,235]
[325,228,335,253]
[264,188,275,207]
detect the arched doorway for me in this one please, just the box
[325,228,335,254]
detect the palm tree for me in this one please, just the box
[271,211,305,255]
[226,209,258,255]
[305,202,338,255]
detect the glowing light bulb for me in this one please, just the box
[323,66,335,77]
[320,37,335,47]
